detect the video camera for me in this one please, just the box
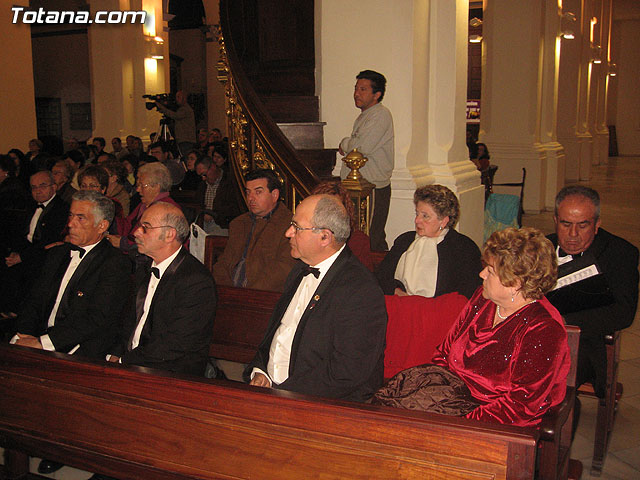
[143,93,177,111]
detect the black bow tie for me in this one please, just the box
[151,267,160,279]
[36,203,45,209]
[68,244,86,258]
[301,265,320,279]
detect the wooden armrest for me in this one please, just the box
[538,386,575,441]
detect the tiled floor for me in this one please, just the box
[524,156,640,479]
[3,156,639,479]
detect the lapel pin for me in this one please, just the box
[77,291,84,297]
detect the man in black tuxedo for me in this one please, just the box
[12,190,131,358]
[547,185,638,396]
[1,170,69,316]
[246,195,387,403]
[106,202,216,376]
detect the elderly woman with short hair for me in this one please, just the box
[107,162,180,252]
[374,227,570,427]
[376,184,482,298]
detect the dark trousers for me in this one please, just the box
[370,185,391,251]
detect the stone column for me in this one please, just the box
[558,0,584,182]
[481,0,565,212]
[592,0,612,166]
[0,0,37,151]
[88,0,167,143]
[319,0,483,246]
[406,0,483,244]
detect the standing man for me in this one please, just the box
[106,203,216,376]
[547,185,639,397]
[213,169,296,292]
[339,70,394,250]
[155,90,197,151]
[246,195,387,402]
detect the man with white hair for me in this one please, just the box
[246,194,387,402]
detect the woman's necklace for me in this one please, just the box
[496,300,538,321]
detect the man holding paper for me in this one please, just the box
[547,186,638,396]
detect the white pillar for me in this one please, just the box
[592,0,612,166]
[88,0,167,144]
[0,0,37,151]
[481,0,564,212]
[319,0,483,247]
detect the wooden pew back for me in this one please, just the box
[0,345,538,480]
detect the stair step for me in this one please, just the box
[261,95,319,123]
[278,122,326,150]
[296,149,338,180]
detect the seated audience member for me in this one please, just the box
[1,171,68,316]
[102,159,131,216]
[376,185,481,299]
[196,128,209,152]
[108,162,180,253]
[546,185,639,396]
[196,162,241,235]
[26,138,46,171]
[209,127,223,143]
[311,181,373,270]
[180,149,203,191]
[106,203,215,375]
[11,190,131,477]
[79,165,125,235]
[0,155,31,264]
[96,152,116,164]
[246,195,387,402]
[148,141,184,186]
[93,137,106,157]
[471,143,491,171]
[120,153,138,189]
[8,148,31,187]
[213,169,296,292]
[11,190,130,357]
[111,136,129,160]
[374,227,570,427]
[51,159,77,204]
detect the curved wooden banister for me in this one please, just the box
[217,0,320,210]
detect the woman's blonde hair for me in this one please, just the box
[482,227,557,300]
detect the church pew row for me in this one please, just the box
[0,345,538,480]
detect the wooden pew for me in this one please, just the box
[0,345,538,480]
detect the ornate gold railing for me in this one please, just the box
[216,3,320,211]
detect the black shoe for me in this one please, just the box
[88,474,118,480]
[37,459,64,474]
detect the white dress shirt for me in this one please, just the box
[129,247,182,350]
[27,194,55,243]
[252,245,345,386]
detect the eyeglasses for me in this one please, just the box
[289,220,333,234]
[80,183,102,190]
[30,183,53,190]
[138,223,176,234]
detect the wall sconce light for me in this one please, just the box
[561,12,576,40]
[608,63,617,77]
[154,36,164,44]
[469,17,483,28]
[145,34,164,60]
[592,45,603,64]
[469,34,482,43]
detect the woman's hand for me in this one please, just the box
[394,288,408,297]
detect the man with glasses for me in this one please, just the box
[105,203,216,376]
[245,195,387,402]
[1,171,68,318]
[213,169,296,292]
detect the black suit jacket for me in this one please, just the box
[16,239,132,359]
[16,194,69,264]
[195,170,244,229]
[547,229,639,394]
[245,247,387,403]
[113,247,217,376]
[376,229,482,299]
